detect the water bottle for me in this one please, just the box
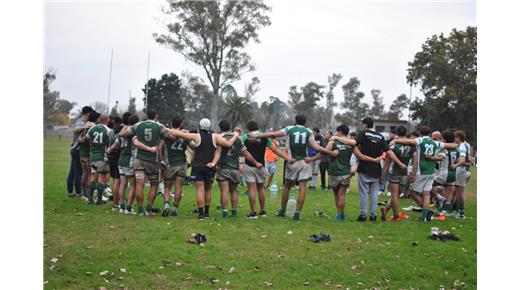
[286,192,297,217]
[270,180,278,198]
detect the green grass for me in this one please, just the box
[44,137,476,289]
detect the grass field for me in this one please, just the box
[44,137,477,289]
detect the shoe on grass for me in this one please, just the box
[369,214,377,222]
[247,212,258,219]
[276,209,285,218]
[259,210,267,217]
[162,208,171,217]
[357,214,367,222]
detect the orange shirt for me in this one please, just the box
[265,140,279,163]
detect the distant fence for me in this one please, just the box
[45,127,73,138]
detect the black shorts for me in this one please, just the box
[191,168,215,184]
[109,158,120,179]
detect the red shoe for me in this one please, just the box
[399,212,409,219]
[389,216,401,222]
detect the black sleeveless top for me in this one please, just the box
[192,131,216,171]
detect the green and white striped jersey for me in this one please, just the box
[415,136,445,175]
[281,125,314,160]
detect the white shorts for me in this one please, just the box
[410,174,435,193]
[455,169,471,187]
[244,164,267,183]
[284,160,312,182]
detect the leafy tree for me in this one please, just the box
[142,73,185,123]
[288,82,325,125]
[386,94,410,120]
[154,0,272,129]
[325,73,343,128]
[127,97,137,114]
[181,73,213,130]
[369,89,384,119]
[222,95,254,129]
[407,26,477,141]
[336,77,369,128]
[43,70,76,128]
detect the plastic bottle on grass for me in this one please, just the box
[270,180,278,198]
[286,192,297,217]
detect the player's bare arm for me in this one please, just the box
[215,133,238,148]
[242,150,262,168]
[132,137,157,153]
[353,146,381,164]
[386,150,407,169]
[254,130,284,139]
[329,136,357,146]
[309,137,334,156]
[207,146,222,168]
[269,143,295,163]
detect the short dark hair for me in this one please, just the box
[419,126,431,136]
[336,124,349,135]
[362,117,374,128]
[295,114,306,126]
[113,116,122,125]
[410,131,419,138]
[396,126,407,137]
[170,116,183,129]
[349,132,357,138]
[390,128,397,134]
[455,130,466,142]
[147,110,157,120]
[81,106,94,115]
[312,127,320,134]
[122,112,132,125]
[88,111,100,123]
[128,114,139,126]
[442,130,455,143]
[219,120,231,132]
[108,119,114,129]
[246,120,259,131]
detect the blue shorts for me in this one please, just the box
[191,169,215,184]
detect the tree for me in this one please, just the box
[43,70,76,128]
[91,102,108,115]
[154,0,272,129]
[336,77,369,128]
[288,82,325,125]
[407,26,477,141]
[181,73,213,129]
[325,73,343,128]
[369,89,384,119]
[220,77,258,128]
[127,97,137,114]
[143,73,185,122]
[386,94,410,120]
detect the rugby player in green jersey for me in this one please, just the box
[83,115,111,205]
[78,111,98,200]
[157,116,196,217]
[453,130,473,218]
[381,126,414,221]
[119,111,171,216]
[106,113,139,214]
[216,120,260,218]
[391,126,459,221]
[254,114,334,221]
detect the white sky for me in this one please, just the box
[44,0,476,114]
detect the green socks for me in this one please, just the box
[96,183,105,202]
[88,182,96,201]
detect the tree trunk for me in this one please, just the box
[211,85,219,131]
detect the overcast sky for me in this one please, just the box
[44,0,476,115]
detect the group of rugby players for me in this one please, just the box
[66,105,473,222]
